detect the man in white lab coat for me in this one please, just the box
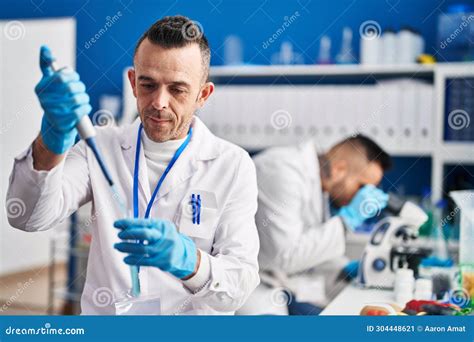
[238,135,391,315]
[7,16,260,315]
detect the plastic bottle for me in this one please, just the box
[395,268,415,304]
[336,27,356,64]
[414,278,433,300]
[396,26,417,64]
[431,199,449,260]
[419,187,434,237]
[317,35,332,64]
[360,31,381,65]
[381,28,396,64]
[223,35,243,65]
[412,29,425,61]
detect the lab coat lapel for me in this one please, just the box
[120,118,151,206]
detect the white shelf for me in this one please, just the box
[437,143,474,163]
[206,62,474,201]
[210,62,474,78]
[386,148,433,157]
[210,63,437,78]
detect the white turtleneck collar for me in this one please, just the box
[142,130,187,155]
[141,130,187,192]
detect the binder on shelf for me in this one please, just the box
[377,80,402,151]
[417,82,434,149]
[399,79,419,151]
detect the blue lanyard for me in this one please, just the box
[133,124,192,219]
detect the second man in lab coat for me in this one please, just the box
[238,135,392,315]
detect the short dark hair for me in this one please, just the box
[339,134,392,171]
[134,15,211,81]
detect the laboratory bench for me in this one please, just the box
[321,283,398,315]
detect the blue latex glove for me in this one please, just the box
[338,184,389,230]
[342,260,359,280]
[35,45,92,154]
[113,218,197,279]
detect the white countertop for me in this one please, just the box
[321,283,402,315]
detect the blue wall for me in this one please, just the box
[2,0,473,111]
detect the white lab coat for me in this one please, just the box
[237,140,347,315]
[7,116,260,315]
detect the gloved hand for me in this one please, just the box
[113,218,198,279]
[35,45,92,154]
[342,260,359,280]
[338,184,389,230]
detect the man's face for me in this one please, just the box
[128,39,213,142]
[329,161,384,207]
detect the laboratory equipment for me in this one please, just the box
[431,199,449,260]
[360,26,425,65]
[49,61,114,187]
[394,268,415,304]
[381,28,396,64]
[419,187,434,236]
[438,4,474,61]
[223,35,243,65]
[49,57,141,298]
[359,27,380,65]
[271,41,304,65]
[335,27,356,64]
[414,278,433,300]
[317,35,332,64]
[397,27,422,64]
[450,190,474,306]
[358,195,430,288]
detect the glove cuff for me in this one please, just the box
[173,235,198,279]
[41,115,78,154]
[338,206,358,231]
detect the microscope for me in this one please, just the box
[358,195,431,288]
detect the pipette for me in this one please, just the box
[50,61,114,187]
[49,61,141,297]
